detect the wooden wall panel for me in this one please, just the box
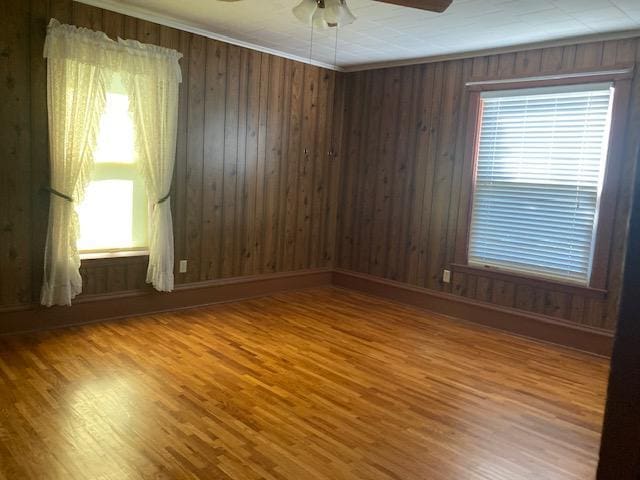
[1,2,32,306]
[0,1,341,311]
[29,0,51,309]
[336,39,640,331]
[4,0,639,336]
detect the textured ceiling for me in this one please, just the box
[81,0,640,70]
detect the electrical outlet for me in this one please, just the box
[442,269,451,284]
[179,260,188,273]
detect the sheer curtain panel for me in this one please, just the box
[41,20,108,306]
[41,19,182,306]
[122,38,182,292]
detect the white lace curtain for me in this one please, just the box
[41,19,182,306]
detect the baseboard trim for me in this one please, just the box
[0,269,332,336]
[0,268,614,356]
[332,269,613,357]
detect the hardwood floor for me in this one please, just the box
[0,287,608,480]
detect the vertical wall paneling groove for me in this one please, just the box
[282,61,304,272]
[444,58,474,294]
[245,51,259,274]
[295,65,318,270]
[371,68,401,278]
[404,65,430,285]
[414,62,444,287]
[185,33,205,283]
[201,39,226,280]
[310,70,329,268]
[327,72,345,266]
[385,66,416,281]
[235,48,249,277]
[275,60,293,273]
[259,54,273,273]
[263,56,283,273]
[426,60,461,290]
[335,71,363,271]
[173,29,190,285]
[356,70,384,274]
[30,0,50,304]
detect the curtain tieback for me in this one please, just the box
[157,192,171,205]
[45,187,74,202]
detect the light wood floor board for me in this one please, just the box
[0,287,608,480]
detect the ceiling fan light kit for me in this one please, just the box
[293,0,356,29]
[292,0,453,29]
[289,0,453,67]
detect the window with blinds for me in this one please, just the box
[468,83,614,285]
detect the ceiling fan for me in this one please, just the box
[216,0,453,30]
[215,0,453,64]
[291,0,452,29]
[372,0,452,12]
[217,0,452,14]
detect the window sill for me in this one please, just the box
[450,263,607,300]
[80,249,149,261]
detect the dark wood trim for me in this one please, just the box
[466,65,634,90]
[0,269,332,335]
[79,254,150,268]
[454,90,482,264]
[597,147,640,479]
[590,78,632,289]
[458,73,633,292]
[2,267,613,357]
[450,263,608,299]
[332,269,613,357]
[79,250,149,262]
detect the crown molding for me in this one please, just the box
[73,0,345,72]
[75,1,640,75]
[342,29,640,72]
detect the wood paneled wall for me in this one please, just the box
[3,1,639,333]
[1,1,343,309]
[335,39,640,332]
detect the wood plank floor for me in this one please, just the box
[0,287,609,480]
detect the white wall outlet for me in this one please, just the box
[179,260,188,273]
[442,269,451,284]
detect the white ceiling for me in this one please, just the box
[81,0,640,71]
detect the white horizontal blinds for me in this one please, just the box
[468,83,614,285]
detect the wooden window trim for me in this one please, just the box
[454,90,483,264]
[79,253,149,268]
[80,248,150,261]
[466,65,633,90]
[454,70,634,292]
[450,263,607,300]
[590,78,631,288]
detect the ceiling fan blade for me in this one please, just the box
[372,0,453,13]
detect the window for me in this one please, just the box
[467,83,614,285]
[76,74,148,254]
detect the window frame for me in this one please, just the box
[77,162,149,256]
[453,68,633,294]
[76,77,150,259]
